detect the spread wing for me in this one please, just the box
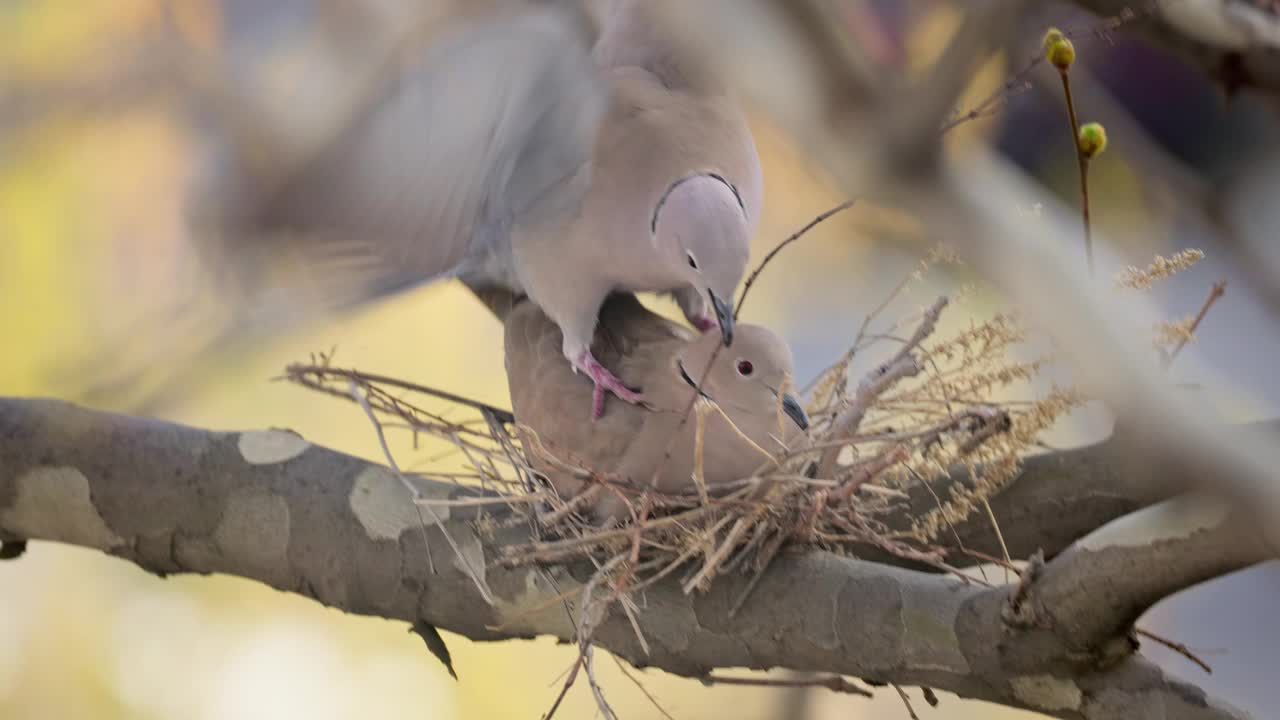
[71,1,608,410]
[194,0,607,314]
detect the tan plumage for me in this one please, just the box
[505,294,807,520]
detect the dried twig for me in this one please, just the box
[610,654,676,720]
[892,683,921,720]
[348,381,494,604]
[1136,627,1214,675]
[1162,279,1227,370]
[734,199,856,320]
[814,297,948,477]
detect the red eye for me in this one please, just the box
[736,359,754,376]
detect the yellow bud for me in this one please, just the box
[1044,30,1075,71]
[1078,122,1108,158]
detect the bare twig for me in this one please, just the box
[610,654,676,720]
[892,683,921,720]
[1162,279,1227,370]
[981,498,1013,584]
[734,199,856,320]
[287,364,514,424]
[1135,627,1214,675]
[814,297,948,477]
[543,656,583,720]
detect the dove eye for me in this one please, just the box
[686,252,699,270]
[736,359,754,376]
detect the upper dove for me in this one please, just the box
[190,0,762,419]
[505,293,808,521]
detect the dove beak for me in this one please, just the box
[708,290,734,347]
[781,393,809,431]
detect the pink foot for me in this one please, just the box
[574,350,644,419]
[688,313,717,334]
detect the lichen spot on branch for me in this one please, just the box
[237,429,310,465]
[1,466,124,550]
[214,488,291,575]
[1079,496,1230,551]
[350,466,440,541]
[492,567,579,639]
[1011,674,1082,712]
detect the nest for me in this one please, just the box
[284,255,1084,627]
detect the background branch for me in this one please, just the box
[1067,0,1280,95]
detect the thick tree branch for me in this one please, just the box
[0,397,1259,719]
[881,419,1280,566]
[1018,497,1271,654]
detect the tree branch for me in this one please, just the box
[881,419,1280,566]
[0,397,1259,719]
[1067,0,1280,95]
[1015,496,1271,655]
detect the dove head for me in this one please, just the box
[675,324,809,433]
[651,173,751,347]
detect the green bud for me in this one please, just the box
[1043,28,1075,71]
[1078,122,1108,158]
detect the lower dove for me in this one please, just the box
[505,293,808,521]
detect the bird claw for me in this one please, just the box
[575,351,644,419]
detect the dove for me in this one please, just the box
[504,293,808,521]
[180,0,762,419]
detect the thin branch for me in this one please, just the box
[349,381,494,604]
[813,296,947,478]
[1136,627,1214,675]
[939,8,1142,135]
[734,199,856,321]
[288,363,515,425]
[1057,66,1094,274]
[981,498,1013,584]
[1162,279,1228,370]
[892,683,921,720]
[610,654,676,720]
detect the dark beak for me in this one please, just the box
[708,289,734,347]
[781,393,809,431]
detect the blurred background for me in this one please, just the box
[2,1,1278,718]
